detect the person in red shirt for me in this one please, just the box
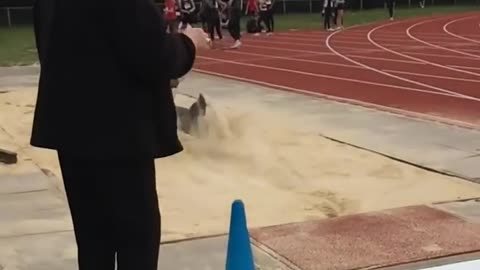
[164,0,178,33]
[245,0,258,15]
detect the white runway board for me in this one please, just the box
[420,259,480,270]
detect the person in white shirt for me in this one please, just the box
[178,0,197,31]
[322,0,334,31]
[257,0,274,34]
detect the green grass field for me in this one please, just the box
[0,5,478,67]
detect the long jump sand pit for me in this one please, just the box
[1,74,480,241]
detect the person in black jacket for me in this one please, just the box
[32,0,209,269]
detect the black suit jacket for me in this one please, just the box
[31,0,196,159]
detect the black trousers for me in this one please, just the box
[200,12,209,32]
[180,12,195,29]
[386,0,395,18]
[258,9,274,32]
[228,7,241,40]
[324,6,332,29]
[58,152,160,270]
[268,9,274,32]
[208,11,223,40]
[258,11,268,32]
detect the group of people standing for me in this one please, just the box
[322,0,345,31]
[201,0,243,48]
[385,0,427,21]
[246,0,275,35]
[164,0,242,48]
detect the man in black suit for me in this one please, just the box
[32,0,209,269]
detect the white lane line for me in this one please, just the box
[443,17,480,44]
[367,20,480,77]
[197,55,477,100]
[406,17,480,59]
[326,21,480,101]
[193,68,480,130]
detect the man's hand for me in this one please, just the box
[183,25,211,50]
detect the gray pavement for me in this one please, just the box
[1,66,480,269]
[0,66,39,89]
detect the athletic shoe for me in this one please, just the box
[231,40,242,49]
[390,17,394,21]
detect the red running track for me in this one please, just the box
[195,12,480,128]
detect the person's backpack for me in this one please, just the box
[246,18,259,33]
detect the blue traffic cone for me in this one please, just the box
[225,200,255,270]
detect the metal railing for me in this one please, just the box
[1,0,478,27]
[0,6,32,27]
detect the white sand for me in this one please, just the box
[1,86,480,241]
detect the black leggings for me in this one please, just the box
[228,7,241,40]
[59,153,160,270]
[180,12,195,28]
[386,0,395,18]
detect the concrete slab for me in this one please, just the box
[250,205,480,270]
[160,236,289,270]
[419,259,480,270]
[440,156,480,183]
[379,252,480,270]
[0,231,76,270]
[433,198,480,224]
[0,66,39,88]
[0,189,71,238]
[0,232,288,270]
[0,66,39,77]
[0,173,49,194]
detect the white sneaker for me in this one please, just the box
[267,32,273,36]
[254,33,260,36]
[390,17,394,21]
[231,40,241,49]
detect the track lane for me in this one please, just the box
[196,13,480,127]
